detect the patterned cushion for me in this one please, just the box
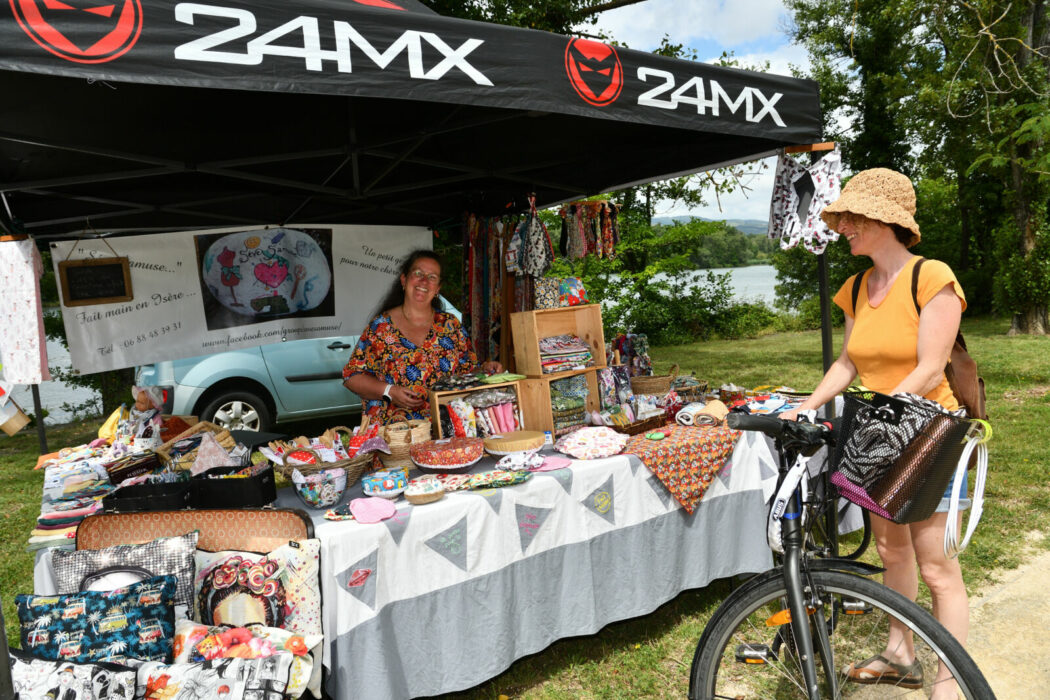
[172,619,321,699]
[554,427,629,460]
[136,655,293,700]
[194,540,321,639]
[9,649,135,700]
[16,575,177,665]
[52,531,199,608]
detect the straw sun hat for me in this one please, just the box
[820,168,921,247]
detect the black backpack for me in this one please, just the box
[851,257,987,420]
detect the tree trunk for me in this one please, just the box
[98,368,135,415]
[1010,306,1050,335]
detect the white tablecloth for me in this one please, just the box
[35,431,785,699]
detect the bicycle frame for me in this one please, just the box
[772,439,883,700]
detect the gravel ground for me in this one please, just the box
[966,540,1050,698]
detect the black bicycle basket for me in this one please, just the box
[831,390,971,524]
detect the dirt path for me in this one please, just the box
[965,541,1050,697]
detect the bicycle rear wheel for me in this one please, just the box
[689,569,991,699]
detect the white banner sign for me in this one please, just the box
[51,224,430,374]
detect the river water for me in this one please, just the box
[8,265,778,426]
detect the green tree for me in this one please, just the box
[419,0,651,33]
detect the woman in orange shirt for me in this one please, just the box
[783,169,967,699]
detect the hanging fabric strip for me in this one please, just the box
[767,150,843,254]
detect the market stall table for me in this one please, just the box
[33,430,783,700]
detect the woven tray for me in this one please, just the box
[271,445,373,487]
[631,364,679,396]
[610,415,667,436]
[674,378,709,403]
[157,421,235,470]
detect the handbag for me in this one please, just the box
[558,277,589,306]
[831,390,972,524]
[534,277,561,309]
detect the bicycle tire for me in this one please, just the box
[688,569,992,699]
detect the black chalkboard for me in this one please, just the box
[59,257,133,306]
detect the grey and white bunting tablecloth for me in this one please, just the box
[32,430,786,700]
[281,429,780,700]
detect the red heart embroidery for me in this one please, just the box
[254,261,289,288]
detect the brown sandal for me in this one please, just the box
[843,653,924,689]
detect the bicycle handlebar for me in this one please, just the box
[726,412,837,449]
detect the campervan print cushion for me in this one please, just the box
[16,575,177,665]
[194,540,321,638]
[9,650,136,700]
[172,618,321,699]
[137,655,293,700]
[52,531,199,608]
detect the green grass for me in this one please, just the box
[2,316,1048,698]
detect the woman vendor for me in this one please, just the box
[342,250,502,425]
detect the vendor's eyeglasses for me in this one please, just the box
[409,269,441,285]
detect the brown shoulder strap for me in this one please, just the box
[911,257,927,314]
[850,270,866,315]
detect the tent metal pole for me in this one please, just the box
[0,595,14,699]
[31,383,47,454]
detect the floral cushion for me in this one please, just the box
[52,531,199,609]
[137,655,293,700]
[194,540,321,639]
[554,427,628,460]
[9,649,135,699]
[16,575,177,665]
[172,618,321,698]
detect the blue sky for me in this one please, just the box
[588,0,812,222]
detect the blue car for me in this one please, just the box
[135,298,460,432]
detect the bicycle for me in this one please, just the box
[688,412,992,699]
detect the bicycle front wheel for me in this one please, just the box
[689,569,991,699]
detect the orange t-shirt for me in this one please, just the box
[833,257,967,410]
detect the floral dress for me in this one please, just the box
[343,311,479,425]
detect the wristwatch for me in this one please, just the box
[382,384,393,401]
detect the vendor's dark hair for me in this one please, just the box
[373,249,445,317]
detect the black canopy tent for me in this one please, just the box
[0,4,830,693]
[0,0,822,235]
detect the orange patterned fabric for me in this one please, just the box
[624,425,739,514]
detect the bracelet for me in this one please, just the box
[382,384,393,401]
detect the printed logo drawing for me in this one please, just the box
[10,0,144,64]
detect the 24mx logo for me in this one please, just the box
[10,0,143,63]
[173,3,493,85]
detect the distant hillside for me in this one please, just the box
[652,215,769,236]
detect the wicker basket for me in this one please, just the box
[380,419,432,469]
[157,421,236,470]
[630,364,679,396]
[610,414,668,436]
[271,445,373,487]
[673,377,709,403]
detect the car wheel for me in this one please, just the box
[200,390,272,432]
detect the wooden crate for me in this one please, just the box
[510,304,607,378]
[428,379,523,438]
[519,367,600,434]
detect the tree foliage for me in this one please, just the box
[781,0,1048,333]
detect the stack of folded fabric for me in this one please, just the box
[31,460,113,552]
[539,334,593,374]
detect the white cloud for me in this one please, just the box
[658,156,778,222]
[708,42,811,77]
[588,0,792,51]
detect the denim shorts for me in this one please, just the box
[936,468,970,513]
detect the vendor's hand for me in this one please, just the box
[388,385,424,410]
[481,361,503,374]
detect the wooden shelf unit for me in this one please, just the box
[428,379,523,439]
[519,367,600,434]
[509,304,606,378]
